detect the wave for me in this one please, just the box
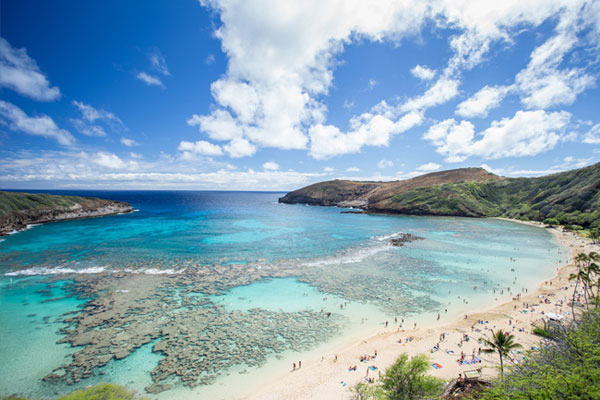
[371,231,406,241]
[5,266,109,276]
[123,268,186,275]
[302,242,392,267]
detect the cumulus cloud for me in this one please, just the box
[178,140,223,156]
[455,85,510,118]
[410,65,435,81]
[262,161,279,170]
[0,38,60,101]
[308,110,423,159]
[186,0,597,160]
[136,72,165,88]
[93,152,128,169]
[377,159,394,168]
[346,166,360,172]
[0,100,74,145]
[424,110,571,162]
[416,162,441,172]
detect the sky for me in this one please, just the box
[1,0,600,190]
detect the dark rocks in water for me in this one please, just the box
[390,233,423,247]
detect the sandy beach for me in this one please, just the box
[247,220,598,400]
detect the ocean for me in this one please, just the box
[0,191,568,399]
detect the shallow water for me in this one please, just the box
[0,191,568,398]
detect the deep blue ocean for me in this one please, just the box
[0,191,568,399]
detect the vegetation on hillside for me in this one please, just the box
[0,191,91,217]
[476,308,600,399]
[388,163,599,228]
[280,163,600,228]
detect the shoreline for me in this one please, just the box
[247,218,596,400]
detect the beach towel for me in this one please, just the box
[368,366,378,371]
[446,349,454,354]
[432,363,440,369]
[434,363,443,368]
[474,356,481,362]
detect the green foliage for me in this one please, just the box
[532,327,552,338]
[0,191,88,217]
[481,330,522,376]
[543,218,560,226]
[353,354,444,400]
[389,163,600,227]
[478,309,600,400]
[56,383,147,400]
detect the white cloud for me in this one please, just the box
[308,110,423,159]
[262,161,279,170]
[149,49,170,76]
[178,140,224,156]
[136,72,165,88]
[377,159,394,168]
[346,166,360,172]
[205,54,216,64]
[410,65,435,80]
[416,162,441,172]
[70,119,107,137]
[0,100,74,145]
[455,85,510,118]
[400,78,460,112]
[323,166,335,172]
[0,149,325,190]
[93,152,127,169]
[129,152,143,159]
[224,137,256,158]
[368,78,377,89]
[191,0,596,161]
[121,137,139,147]
[583,123,600,144]
[514,13,595,109]
[73,101,123,125]
[424,110,571,162]
[0,38,60,101]
[71,101,124,137]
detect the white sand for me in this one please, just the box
[246,220,597,400]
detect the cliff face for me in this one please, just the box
[279,163,600,228]
[0,192,133,235]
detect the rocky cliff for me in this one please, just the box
[0,191,133,235]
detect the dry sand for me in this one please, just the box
[247,220,598,400]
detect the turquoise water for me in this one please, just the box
[0,191,568,398]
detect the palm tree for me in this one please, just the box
[481,330,521,377]
[570,253,590,319]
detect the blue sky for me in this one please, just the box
[1,0,599,190]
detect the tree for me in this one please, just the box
[589,229,600,244]
[481,330,521,377]
[380,353,445,400]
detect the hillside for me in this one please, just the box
[0,191,133,235]
[279,163,600,229]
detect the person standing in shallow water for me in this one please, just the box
[293,362,296,370]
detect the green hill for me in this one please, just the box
[0,191,132,235]
[279,162,600,229]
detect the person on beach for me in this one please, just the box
[293,362,296,370]
[299,361,301,368]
